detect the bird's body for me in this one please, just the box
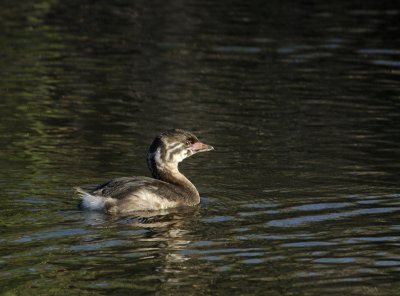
[76,129,213,214]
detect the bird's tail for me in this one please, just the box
[75,187,106,211]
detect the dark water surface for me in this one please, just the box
[1,1,400,295]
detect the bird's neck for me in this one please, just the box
[147,151,199,203]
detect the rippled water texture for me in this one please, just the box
[1,1,400,295]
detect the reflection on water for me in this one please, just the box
[1,0,400,295]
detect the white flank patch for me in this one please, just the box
[76,188,105,211]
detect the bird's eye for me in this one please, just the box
[185,140,192,146]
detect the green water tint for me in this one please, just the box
[1,0,400,295]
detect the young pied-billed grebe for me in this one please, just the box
[76,129,213,214]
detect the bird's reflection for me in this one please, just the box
[81,205,200,262]
[79,204,212,291]
[129,207,199,263]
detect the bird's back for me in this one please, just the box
[77,176,197,213]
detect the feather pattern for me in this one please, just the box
[76,129,213,214]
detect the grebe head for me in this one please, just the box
[146,129,213,178]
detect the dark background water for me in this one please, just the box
[1,0,400,295]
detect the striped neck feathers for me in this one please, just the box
[146,138,195,191]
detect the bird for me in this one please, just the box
[76,129,214,214]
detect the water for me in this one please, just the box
[1,0,400,295]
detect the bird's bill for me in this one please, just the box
[191,142,214,153]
